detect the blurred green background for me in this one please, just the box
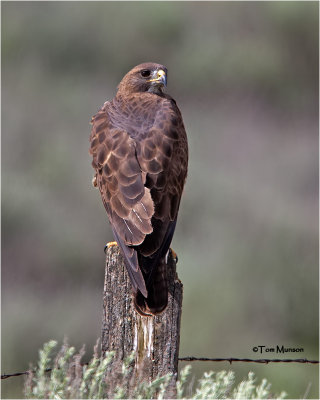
[2,2,318,398]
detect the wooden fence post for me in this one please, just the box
[101,245,183,398]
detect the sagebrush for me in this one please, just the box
[24,340,287,399]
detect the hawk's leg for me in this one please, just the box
[104,241,118,253]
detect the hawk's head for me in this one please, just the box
[117,62,167,95]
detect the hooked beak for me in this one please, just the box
[148,69,167,87]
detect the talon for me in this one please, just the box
[104,241,118,253]
[92,175,97,187]
[169,248,178,264]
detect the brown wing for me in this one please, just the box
[90,102,154,296]
[135,96,188,258]
[90,105,155,245]
[133,96,188,314]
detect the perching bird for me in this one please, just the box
[89,62,188,315]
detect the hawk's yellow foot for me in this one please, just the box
[169,248,178,264]
[91,175,97,187]
[104,241,118,253]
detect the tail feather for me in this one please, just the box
[134,257,168,315]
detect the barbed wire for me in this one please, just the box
[178,356,319,364]
[1,370,47,380]
[2,357,318,380]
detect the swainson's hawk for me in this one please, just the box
[89,62,188,315]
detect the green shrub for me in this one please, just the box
[25,341,287,399]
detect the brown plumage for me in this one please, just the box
[89,62,188,315]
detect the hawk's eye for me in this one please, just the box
[140,69,151,78]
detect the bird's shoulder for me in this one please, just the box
[106,93,179,135]
[90,92,185,149]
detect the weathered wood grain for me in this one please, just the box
[101,245,183,398]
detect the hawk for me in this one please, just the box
[89,62,188,315]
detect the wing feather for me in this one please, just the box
[90,106,154,249]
